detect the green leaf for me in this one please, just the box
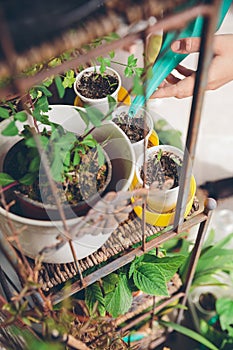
[124,66,133,77]
[132,76,144,95]
[157,129,183,149]
[43,78,54,87]
[2,120,18,136]
[202,233,233,258]
[192,275,228,289]
[134,67,144,77]
[50,153,64,182]
[63,70,76,88]
[139,254,186,282]
[63,152,70,167]
[154,119,168,131]
[202,228,215,250]
[29,156,40,173]
[36,95,49,113]
[73,149,80,166]
[85,283,105,316]
[105,274,133,317]
[19,172,37,185]
[0,107,9,119]
[103,273,119,294]
[14,111,27,122]
[127,54,137,67]
[55,76,65,99]
[160,321,218,350]
[86,106,105,127]
[81,135,97,148]
[133,264,169,296]
[96,144,105,167]
[216,298,233,333]
[109,51,115,59]
[107,95,117,114]
[75,108,89,128]
[0,172,15,186]
[129,256,144,278]
[36,85,53,97]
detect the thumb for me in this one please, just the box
[171,37,201,54]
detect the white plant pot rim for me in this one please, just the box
[0,105,135,227]
[0,205,81,227]
[74,66,122,102]
[111,105,153,143]
[136,144,184,194]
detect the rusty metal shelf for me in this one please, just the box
[0,1,222,349]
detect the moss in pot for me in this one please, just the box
[136,145,183,213]
[2,124,111,220]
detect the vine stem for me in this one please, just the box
[29,127,80,269]
[0,181,18,193]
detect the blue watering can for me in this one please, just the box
[129,0,232,116]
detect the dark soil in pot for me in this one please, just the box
[76,71,118,99]
[112,112,149,143]
[140,150,182,190]
[3,139,111,220]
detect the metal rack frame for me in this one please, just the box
[0,0,221,347]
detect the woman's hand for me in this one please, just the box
[150,34,233,99]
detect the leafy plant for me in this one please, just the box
[180,230,233,290]
[160,320,219,350]
[154,118,183,149]
[85,251,185,318]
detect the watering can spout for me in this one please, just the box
[129,0,232,116]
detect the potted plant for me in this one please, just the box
[111,105,154,159]
[73,66,121,113]
[0,102,136,263]
[135,145,183,213]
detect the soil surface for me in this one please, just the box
[113,112,149,143]
[4,141,109,206]
[140,150,182,190]
[76,71,118,99]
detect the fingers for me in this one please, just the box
[176,64,194,77]
[171,37,201,54]
[150,74,195,99]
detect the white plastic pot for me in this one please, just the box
[136,145,184,213]
[0,105,135,263]
[111,105,153,160]
[73,66,121,113]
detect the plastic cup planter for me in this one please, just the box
[73,66,122,114]
[0,105,135,263]
[132,144,196,227]
[111,105,154,160]
[136,145,185,213]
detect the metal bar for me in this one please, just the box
[149,334,170,349]
[51,211,207,304]
[176,198,217,324]
[174,0,221,231]
[0,4,213,99]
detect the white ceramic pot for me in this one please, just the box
[111,105,153,160]
[0,105,135,263]
[73,66,121,114]
[136,145,184,213]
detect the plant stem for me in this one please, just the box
[0,181,18,194]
